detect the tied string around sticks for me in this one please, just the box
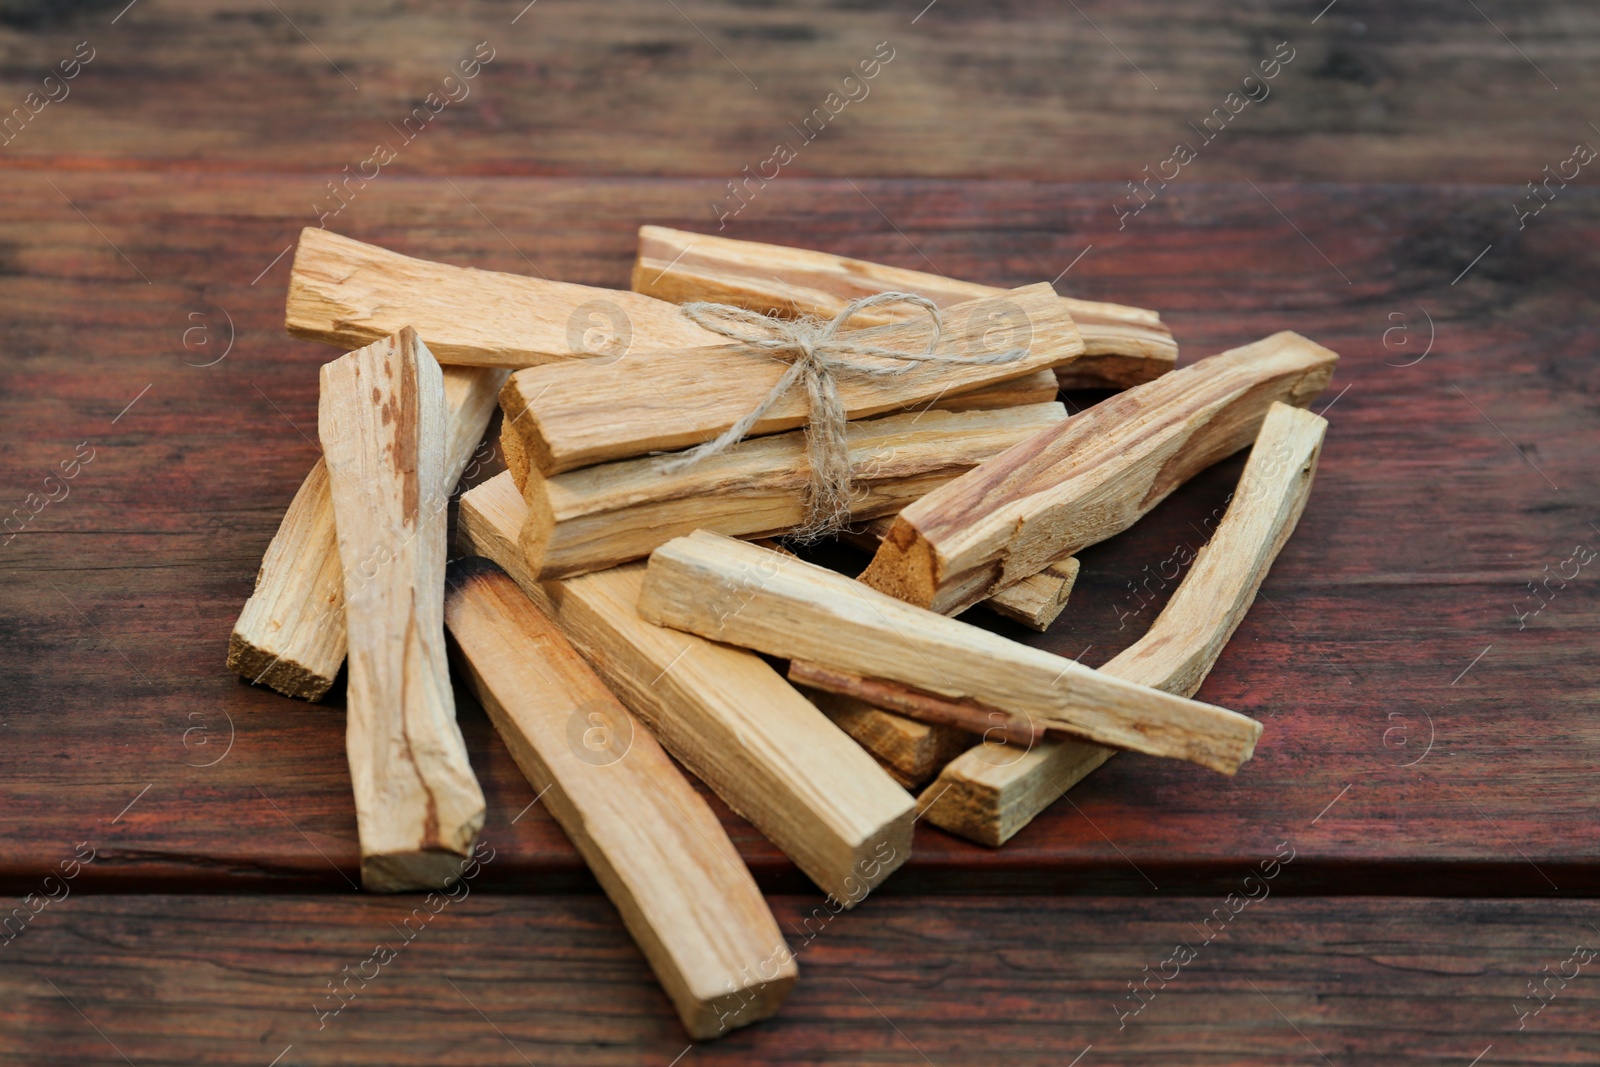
[661,291,1032,541]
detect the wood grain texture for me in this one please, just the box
[458,473,914,904]
[518,402,1066,580]
[443,558,793,1038]
[861,331,1338,614]
[923,402,1329,845]
[798,685,974,789]
[926,368,1059,412]
[500,369,1057,499]
[499,283,1082,475]
[3,894,1596,1065]
[789,659,1037,748]
[319,328,484,891]
[632,225,1176,386]
[3,21,1600,1062]
[287,227,722,366]
[842,515,1081,631]
[640,532,1264,774]
[5,2,1593,187]
[227,363,506,700]
[2,176,1597,899]
[985,557,1081,630]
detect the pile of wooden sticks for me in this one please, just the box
[227,223,1336,1038]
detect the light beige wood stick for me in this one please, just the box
[638,532,1263,775]
[443,557,794,1038]
[748,542,978,791]
[788,660,1038,747]
[286,227,724,365]
[520,403,1065,580]
[501,283,1082,475]
[632,225,1176,388]
[984,558,1081,630]
[319,328,484,891]
[860,331,1338,615]
[227,365,506,700]
[799,686,974,789]
[931,368,1059,411]
[500,370,1057,497]
[797,522,1077,785]
[458,473,914,904]
[841,516,1079,632]
[922,402,1328,845]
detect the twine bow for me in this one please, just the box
[662,291,1031,540]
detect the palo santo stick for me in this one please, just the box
[752,540,978,790]
[443,558,794,1038]
[860,331,1338,615]
[799,687,974,789]
[842,516,1079,632]
[789,661,1037,747]
[521,403,1066,580]
[458,473,914,904]
[501,283,1082,475]
[632,225,1176,388]
[930,368,1058,411]
[319,328,484,891]
[984,558,1081,630]
[228,365,507,700]
[501,371,1058,497]
[286,227,723,366]
[923,402,1328,845]
[638,532,1263,775]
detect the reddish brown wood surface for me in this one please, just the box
[0,1,1593,184]
[1,175,1594,896]
[0,1,1596,1059]
[1,893,1596,1064]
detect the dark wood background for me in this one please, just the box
[1,1,1596,1063]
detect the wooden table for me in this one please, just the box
[1,2,1596,1063]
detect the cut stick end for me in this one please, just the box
[515,479,562,581]
[856,517,939,609]
[498,374,564,477]
[499,416,531,494]
[225,630,335,702]
[683,966,798,1040]
[915,769,1006,848]
[920,739,1118,846]
[360,845,479,894]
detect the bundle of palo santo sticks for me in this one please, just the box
[227,224,1336,1038]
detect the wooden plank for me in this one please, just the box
[500,283,1083,475]
[227,364,506,701]
[8,4,1600,185]
[639,532,1264,774]
[318,328,483,891]
[457,473,914,903]
[924,403,1328,845]
[286,228,724,366]
[443,557,793,1038]
[861,331,1338,614]
[632,225,1176,387]
[4,894,1595,1064]
[519,403,1065,579]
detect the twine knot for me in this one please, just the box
[662,291,1030,540]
